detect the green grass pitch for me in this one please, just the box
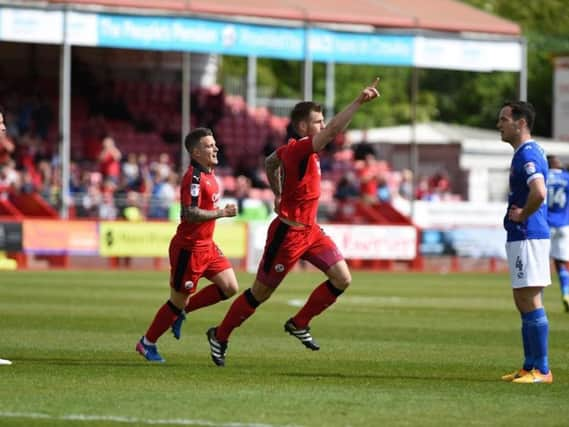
[1,270,568,426]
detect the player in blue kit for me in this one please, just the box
[497,101,553,384]
[546,155,569,311]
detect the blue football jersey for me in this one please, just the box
[547,168,569,227]
[504,140,550,241]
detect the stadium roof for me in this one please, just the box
[47,0,521,36]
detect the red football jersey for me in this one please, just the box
[173,161,221,247]
[276,136,321,225]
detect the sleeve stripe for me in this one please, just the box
[526,173,544,185]
[191,168,200,207]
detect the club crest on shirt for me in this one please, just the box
[212,192,220,207]
[274,264,285,273]
[524,162,536,175]
[184,280,194,291]
[191,183,200,197]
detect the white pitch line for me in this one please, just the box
[0,358,12,365]
[0,412,302,427]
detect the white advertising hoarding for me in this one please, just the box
[246,222,417,273]
[553,57,569,141]
[0,8,63,44]
[414,36,521,72]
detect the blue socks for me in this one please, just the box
[521,308,549,375]
[521,319,533,371]
[558,265,569,297]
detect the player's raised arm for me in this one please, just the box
[312,78,380,153]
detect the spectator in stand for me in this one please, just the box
[262,134,279,157]
[399,169,414,200]
[137,153,152,196]
[357,153,378,204]
[376,174,391,202]
[0,162,19,199]
[68,162,87,215]
[16,133,42,190]
[334,171,359,201]
[0,115,15,167]
[246,158,270,189]
[428,172,452,201]
[122,190,144,222]
[98,136,122,184]
[99,179,118,220]
[153,152,173,182]
[122,152,140,190]
[4,111,19,140]
[19,170,37,194]
[82,173,103,218]
[415,175,432,201]
[148,171,177,220]
[234,175,252,214]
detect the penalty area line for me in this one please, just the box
[0,412,303,427]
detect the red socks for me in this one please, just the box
[185,284,226,313]
[216,289,259,342]
[145,301,180,343]
[292,280,343,328]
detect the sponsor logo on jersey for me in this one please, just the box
[524,162,536,175]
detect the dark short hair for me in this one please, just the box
[547,154,562,169]
[290,101,322,133]
[184,127,213,153]
[502,100,536,131]
[0,104,4,117]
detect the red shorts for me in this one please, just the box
[169,240,232,294]
[256,218,344,288]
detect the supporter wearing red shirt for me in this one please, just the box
[136,128,239,362]
[98,136,121,183]
[206,79,381,366]
[357,153,379,203]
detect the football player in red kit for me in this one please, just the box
[136,128,239,362]
[206,79,381,366]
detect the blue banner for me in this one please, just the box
[97,14,304,59]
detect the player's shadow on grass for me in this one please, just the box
[279,372,497,383]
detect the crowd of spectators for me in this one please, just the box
[0,88,461,222]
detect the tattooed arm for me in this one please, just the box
[181,204,237,223]
[265,150,282,213]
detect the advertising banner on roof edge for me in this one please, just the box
[0,6,522,71]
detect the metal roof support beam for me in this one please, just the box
[181,51,191,172]
[325,61,335,118]
[247,55,257,108]
[519,37,527,101]
[59,7,71,219]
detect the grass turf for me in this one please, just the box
[1,270,568,427]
